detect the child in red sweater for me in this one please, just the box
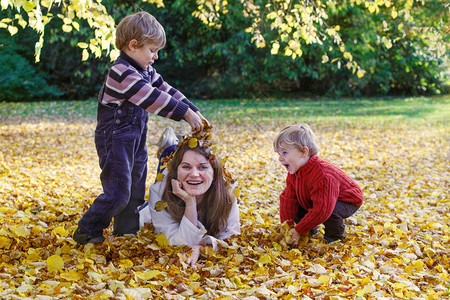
[274,123,363,244]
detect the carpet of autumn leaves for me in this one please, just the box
[0,100,449,299]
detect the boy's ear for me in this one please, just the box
[301,147,310,157]
[127,39,139,52]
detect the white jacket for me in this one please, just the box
[139,170,240,251]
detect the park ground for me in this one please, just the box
[0,96,449,299]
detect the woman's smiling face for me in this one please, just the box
[177,150,214,198]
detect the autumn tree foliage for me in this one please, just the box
[0,0,448,98]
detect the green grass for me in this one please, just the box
[0,95,448,127]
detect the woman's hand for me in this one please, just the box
[185,245,202,268]
[171,179,195,205]
[171,179,198,226]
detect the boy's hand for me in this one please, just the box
[289,228,301,245]
[289,228,309,246]
[184,108,203,132]
[195,111,209,127]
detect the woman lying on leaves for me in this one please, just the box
[139,125,240,267]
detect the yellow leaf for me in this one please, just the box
[317,275,330,284]
[52,226,69,237]
[233,277,242,286]
[412,260,423,271]
[60,270,83,281]
[119,259,134,268]
[188,138,198,148]
[361,277,371,286]
[135,270,162,281]
[391,10,398,19]
[8,25,18,35]
[12,226,30,237]
[343,51,352,60]
[31,227,41,235]
[155,234,169,247]
[62,24,72,32]
[108,280,125,293]
[154,201,167,212]
[189,272,200,281]
[72,21,80,31]
[77,42,89,49]
[0,236,11,249]
[47,255,64,272]
[392,282,405,290]
[156,173,164,182]
[258,254,271,265]
[82,49,89,61]
[356,69,366,78]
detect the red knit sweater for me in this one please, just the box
[280,155,363,235]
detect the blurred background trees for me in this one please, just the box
[0,0,448,101]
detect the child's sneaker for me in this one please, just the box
[73,228,105,245]
[157,127,179,158]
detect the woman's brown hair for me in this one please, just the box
[162,144,233,237]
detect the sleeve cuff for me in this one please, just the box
[182,98,199,112]
[170,101,190,121]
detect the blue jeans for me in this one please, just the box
[294,201,360,240]
[77,101,148,236]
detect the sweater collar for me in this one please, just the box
[119,51,146,72]
[295,155,319,175]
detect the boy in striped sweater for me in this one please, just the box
[73,11,208,244]
[274,124,363,244]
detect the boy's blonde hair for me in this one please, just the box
[274,123,319,156]
[115,11,166,51]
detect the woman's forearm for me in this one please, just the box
[183,200,198,227]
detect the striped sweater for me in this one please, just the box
[280,155,363,235]
[100,52,198,121]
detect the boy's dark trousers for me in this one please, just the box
[77,100,148,237]
[294,201,360,240]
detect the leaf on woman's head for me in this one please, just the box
[188,138,198,148]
